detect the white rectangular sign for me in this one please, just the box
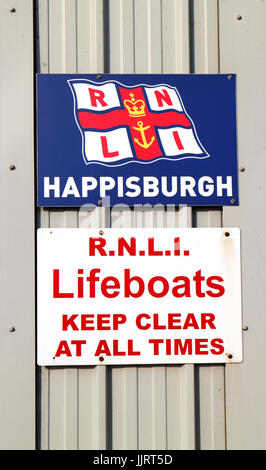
[37,228,242,365]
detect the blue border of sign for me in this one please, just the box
[37,74,239,207]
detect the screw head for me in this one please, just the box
[98,356,104,362]
[228,74,233,80]
[9,7,16,13]
[99,230,104,235]
[98,200,102,205]
[9,326,16,333]
[226,353,233,360]
[236,15,242,20]
[97,74,102,80]
[9,164,16,170]
[224,231,231,237]
[239,166,246,172]
[230,198,236,204]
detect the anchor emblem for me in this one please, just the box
[133,121,155,149]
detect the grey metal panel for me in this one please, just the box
[111,367,138,449]
[220,0,266,450]
[0,0,35,449]
[35,0,260,450]
[77,0,104,73]
[107,0,196,451]
[192,0,219,73]
[193,210,225,450]
[37,0,109,449]
[162,0,190,73]
[191,0,225,451]
[109,0,135,73]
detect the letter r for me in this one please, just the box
[88,88,107,107]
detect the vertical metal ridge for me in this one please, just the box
[190,0,225,450]
[106,366,113,450]
[62,0,66,72]
[194,365,201,449]
[75,0,78,73]
[109,0,135,73]
[160,0,163,73]
[63,368,79,449]
[133,0,136,73]
[147,0,152,72]
[103,0,110,73]
[216,0,221,73]
[95,365,108,449]
[179,365,196,449]
[161,0,190,73]
[47,0,50,73]
[77,368,80,449]
[189,0,195,73]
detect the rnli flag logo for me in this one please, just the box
[68,79,209,166]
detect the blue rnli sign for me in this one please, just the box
[37,74,238,207]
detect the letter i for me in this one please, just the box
[78,269,84,298]
[173,130,184,150]
[166,339,171,355]
[174,237,180,256]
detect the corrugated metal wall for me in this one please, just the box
[35,0,266,451]
[36,0,225,450]
[1,0,266,450]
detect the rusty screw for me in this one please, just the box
[98,200,103,205]
[227,353,233,360]
[97,74,102,80]
[99,356,104,363]
[224,231,230,237]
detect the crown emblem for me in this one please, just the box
[124,93,146,117]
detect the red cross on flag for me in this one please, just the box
[68,79,208,165]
